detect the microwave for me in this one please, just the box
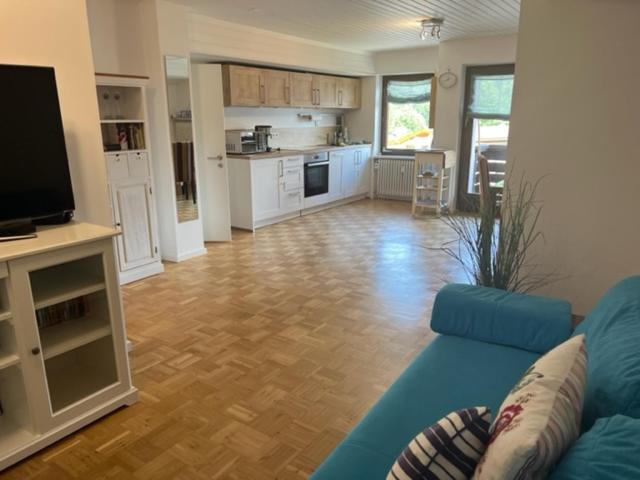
[225,130,264,154]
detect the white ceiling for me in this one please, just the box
[171,0,521,52]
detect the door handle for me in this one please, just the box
[208,155,224,161]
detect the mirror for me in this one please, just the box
[165,55,199,223]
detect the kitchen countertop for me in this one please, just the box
[227,143,372,160]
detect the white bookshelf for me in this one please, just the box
[0,223,138,470]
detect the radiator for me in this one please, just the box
[373,157,415,201]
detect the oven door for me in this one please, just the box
[304,161,330,198]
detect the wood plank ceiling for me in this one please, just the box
[172,0,521,52]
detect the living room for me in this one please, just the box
[0,0,639,478]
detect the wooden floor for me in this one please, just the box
[5,199,464,480]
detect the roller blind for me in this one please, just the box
[468,74,514,119]
[386,78,431,104]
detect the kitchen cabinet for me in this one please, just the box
[223,65,360,109]
[228,155,304,230]
[328,151,344,201]
[338,77,360,109]
[354,147,371,195]
[222,65,264,106]
[290,73,314,107]
[312,74,337,107]
[263,70,291,107]
[341,149,358,197]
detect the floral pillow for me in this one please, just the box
[474,334,587,479]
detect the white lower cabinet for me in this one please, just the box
[0,224,137,470]
[341,149,358,197]
[251,158,283,222]
[355,147,371,196]
[328,152,344,202]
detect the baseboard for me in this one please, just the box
[165,247,208,263]
[118,261,164,285]
[254,211,301,230]
[301,194,368,216]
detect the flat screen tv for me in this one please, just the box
[0,64,75,228]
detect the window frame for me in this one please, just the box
[380,73,436,156]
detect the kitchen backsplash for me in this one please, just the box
[270,126,337,148]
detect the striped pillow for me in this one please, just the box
[474,334,588,479]
[387,407,492,480]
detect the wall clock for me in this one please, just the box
[438,70,458,89]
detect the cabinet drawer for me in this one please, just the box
[105,153,129,180]
[127,152,150,178]
[283,156,303,168]
[281,189,302,212]
[282,166,303,192]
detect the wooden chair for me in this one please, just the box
[477,154,492,210]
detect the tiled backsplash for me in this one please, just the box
[270,126,337,148]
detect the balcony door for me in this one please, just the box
[458,64,515,211]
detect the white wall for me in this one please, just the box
[508,0,640,314]
[374,46,438,75]
[1,0,111,226]
[432,34,518,151]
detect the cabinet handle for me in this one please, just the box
[338,90,343,106]
[285,85,291,104]
[278,160,283,177]
[260,84,265,104]
[31,347,40,355]
[317,89,321,105]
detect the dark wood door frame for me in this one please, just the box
[457,64,515,212]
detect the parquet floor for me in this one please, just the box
[4,199,465,480]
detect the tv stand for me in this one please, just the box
[0,222,36,242]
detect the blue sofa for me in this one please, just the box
[311,276,640,479]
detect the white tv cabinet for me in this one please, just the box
[0,223,137,470]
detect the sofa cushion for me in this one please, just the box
[550,415,640,479]
[432,284,572,354]
[387,407,492,480]
[574,275,640,429]
[310,335,540,480]
[475,335,587,480]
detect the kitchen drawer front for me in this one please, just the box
[282,155,303,168]
[282,166,303,192]
[127,151,150,178]
[280,189,303,212]
[105,153,129,180]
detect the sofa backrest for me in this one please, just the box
[574,275,640,431]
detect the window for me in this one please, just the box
[458,65,515,211]
[381,74,435,154]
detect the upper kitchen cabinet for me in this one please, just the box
[263,70,291,107]
[338,77,360,109]
[312,74,337,107]
[222,65,263,106]
[290,72,314,107]
[222,64,360,109]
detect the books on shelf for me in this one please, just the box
[36,296,91,330]
[101,123,145,152]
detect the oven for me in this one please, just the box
[304,152,329,198]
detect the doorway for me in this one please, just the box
[457,64,515,211]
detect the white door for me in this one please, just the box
[356,148,371,196]
[341,149,357,197]
[252,158,282,221]
[112,180,159,271]
[192,64,232,242]
[329,151,344,201]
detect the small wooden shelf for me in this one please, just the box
[0,350,20,370]
[41,316,112,360]
[0,419,34,454]
[100,119,144,124]
[32,276,105,311]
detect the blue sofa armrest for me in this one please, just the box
[431,284,572,353]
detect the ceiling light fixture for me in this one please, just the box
[420,18,444,40]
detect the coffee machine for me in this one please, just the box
[254,125,273,152]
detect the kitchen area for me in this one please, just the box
[220,64,372,231]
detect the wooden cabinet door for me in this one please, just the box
[328,151,344,201]
[356,148,371,195]
[313,74,337,107]
[251,158,282,221]
[341,149,357,197]
[224,65,263,106]
[111,180,159,271]
[338,78,360,109]
[290,73,314,107]
[263,70,291,107]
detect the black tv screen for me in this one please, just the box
[0,64,75,223]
